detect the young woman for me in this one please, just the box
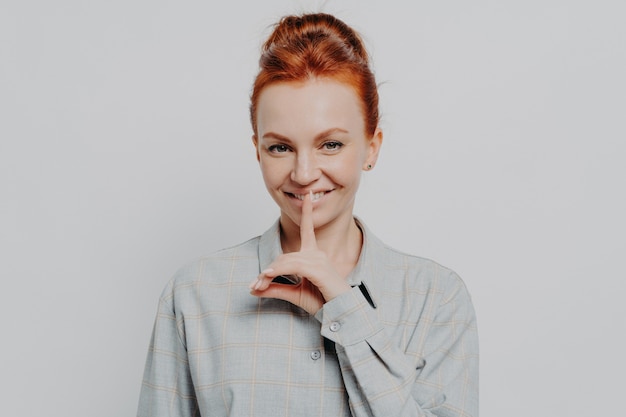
[138,13,478,417]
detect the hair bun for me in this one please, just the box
[264,13,369,64]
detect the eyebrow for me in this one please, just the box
[261,128,349,142]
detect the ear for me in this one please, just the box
[363,127,383,170]
[252,135,260,162]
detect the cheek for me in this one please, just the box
[328,155,363,182]
[260,158,288,187]
[260,164,275,186]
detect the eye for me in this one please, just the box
[268,144,290,153]
[322,141,343,151]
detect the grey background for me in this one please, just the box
[1,0,624,416]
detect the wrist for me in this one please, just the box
[323,280,352,302]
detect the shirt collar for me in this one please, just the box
[258,217,381,307]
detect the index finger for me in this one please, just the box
[300,190,317,251]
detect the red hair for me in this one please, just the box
[250,13,379,136]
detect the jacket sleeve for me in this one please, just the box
[137,285,200,417]
[316,274,478,417]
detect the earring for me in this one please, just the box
[366,164,372,170]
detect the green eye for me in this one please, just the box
[323,141,343,150]
[268,144,289,153]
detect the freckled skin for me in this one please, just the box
[253,78,382,238]
[249,78,383,313]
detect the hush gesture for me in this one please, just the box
[249,191,352,314]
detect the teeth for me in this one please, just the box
[293,192,326,201]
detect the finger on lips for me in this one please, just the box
[300,190,317,251]
[250,191,317,292]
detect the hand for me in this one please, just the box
[249,191,352,315]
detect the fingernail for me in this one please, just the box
[254,279,263,290]
[261,268,274,275]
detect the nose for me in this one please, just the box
[290,151,321,185]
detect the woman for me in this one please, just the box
[138,13,478,417]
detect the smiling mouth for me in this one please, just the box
[285,191,331,202]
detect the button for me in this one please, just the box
[329,322,341,332]
[310,350,321,360]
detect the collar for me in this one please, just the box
[258,217,380,308]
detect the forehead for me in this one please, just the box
[256,78,365,138]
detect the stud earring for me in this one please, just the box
[367,164,372,170]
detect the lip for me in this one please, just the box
[284,189,334,203]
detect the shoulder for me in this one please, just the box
[363,225,470,303]
[386,241,463,281]
[160,235,261,299]
[358,225,477,337]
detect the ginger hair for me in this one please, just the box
[250,13,379,136]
